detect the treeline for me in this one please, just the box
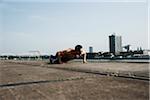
[0,55,50,60]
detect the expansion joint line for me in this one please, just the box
[0,76,94,88]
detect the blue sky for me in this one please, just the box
[0,0,149,55]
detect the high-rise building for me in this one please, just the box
[109,34,122,54]
[89,46,93,53]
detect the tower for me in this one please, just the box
[89,46,93,53]
[109,34,122,54]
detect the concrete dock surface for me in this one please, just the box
[0,60,149,100]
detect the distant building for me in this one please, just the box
[89,46,93,53]
[143,50,150,56]
[87,53,99,59]
[109,34,122,54]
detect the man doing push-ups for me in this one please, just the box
[49,45,87,64]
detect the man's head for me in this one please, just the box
[75,45,82,52]
[75,45,87,63]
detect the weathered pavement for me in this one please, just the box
[7,60,149,80]
[0,60,149,100]
[47,61,150,80]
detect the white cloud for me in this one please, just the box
[3,0,147,3]
[1,2,25,13]
[30,15,41,19]
[30,15,43,20]
[29,15,56,23]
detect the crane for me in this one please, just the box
[29,50,41,60]
[123,45,131,52]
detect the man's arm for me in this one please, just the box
[80,49,87,63]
